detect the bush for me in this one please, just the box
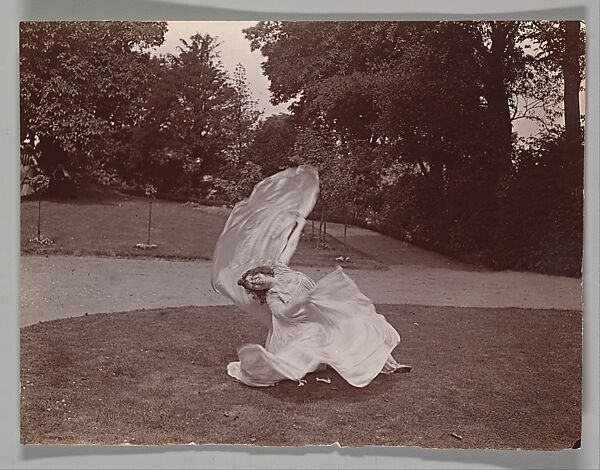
[354,131,582,277]
[493,134,583,276]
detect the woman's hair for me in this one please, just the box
[237,265,275,304]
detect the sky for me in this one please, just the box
[155,21,290,118]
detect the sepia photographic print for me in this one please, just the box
[19,20,584,450]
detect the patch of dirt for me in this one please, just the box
[20,255,582,327]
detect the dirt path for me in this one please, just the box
[324,222,485,270]
[20,253,581,327]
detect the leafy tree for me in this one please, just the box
[495,128,582,275]
[245,23,473,243]
[520,21,585,182]
[465,22,523,168]
[28,174,52,244]
[243,21,525,192]
[561,21,585,156]
[226,63,262,164]
[246,114,298,176]
[20,21,167,184]
[291,127,370,246]
[209,160,263,202]
[116,33,239,194]
[210,63,263,200]
[244,21,584,274]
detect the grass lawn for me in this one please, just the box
[20,196,384,269]
[20,304,581,449]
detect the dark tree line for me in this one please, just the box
[20,21,585,276]
[20,22,260,199]
[20,21,168,193]
[244,21,584,275]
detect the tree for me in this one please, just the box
[210,63,264,200]
[117,33,240,194]
[244,21,523,182]
[562,21,584,156]
[291,127,369,248]
[226,64,262,164]
[245,21,584,273]
[28,174,52,244]
[245,22,483,229]
[19,21,167,184]
[515,20,585,189]
[246,114,298,176]
[469,22,522,171]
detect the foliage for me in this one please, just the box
[246,114,298,176]
[113,34,230,192]
[245,20,584,275]
[494,130,583,276]
[226,64,263,164]
[27,173,52,243]
[209,161,264,202]
[18,21,585,276]
[515,21,585,142]
[29,174,51,194]
[20,21,168,183]
[377,128,583,275]
[202,64,264,202]
[144,184,158,199]
[114,34,261,197]
[244,21,523,199]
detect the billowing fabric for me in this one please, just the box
[211,165,319,327]
[212,166,404,387]
[226,265,403,387]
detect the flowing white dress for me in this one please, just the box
[211,166,405,387]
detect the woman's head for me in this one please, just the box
[238,266,275,303]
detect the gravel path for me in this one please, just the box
[21,253,581,327]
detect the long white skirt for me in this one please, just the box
[227,267,403,387]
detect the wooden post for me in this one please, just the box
[37,198,41,239]
[344,205,348,257]
[147,200,153,245]
[317,210,324,249]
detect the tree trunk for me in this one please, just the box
[473,21,516,234]
[429,159,445,204]
[562,21,583,164]
[485,22,515,176]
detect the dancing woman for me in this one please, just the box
[211,166,410,387]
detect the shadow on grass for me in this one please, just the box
[256,367,398,405]
[20,305,581,450]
